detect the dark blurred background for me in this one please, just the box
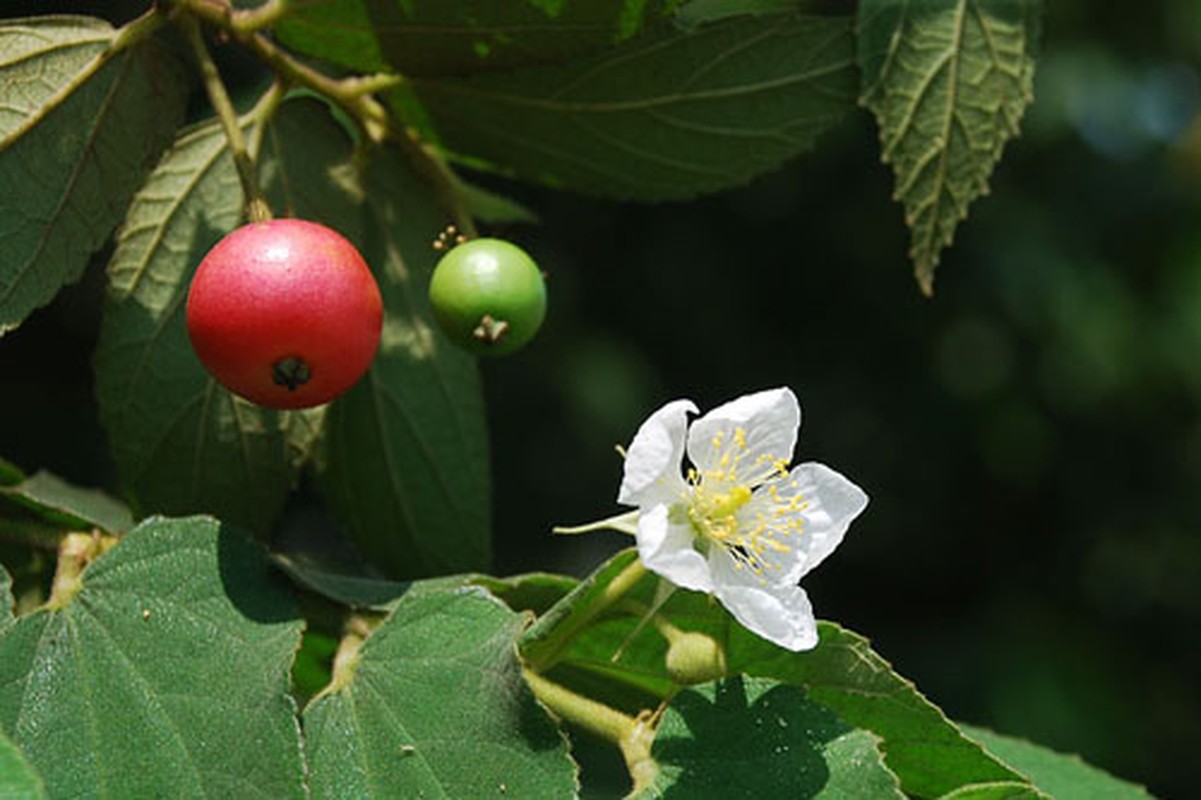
[3,1,1199,796]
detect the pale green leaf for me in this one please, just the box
[93,100,343,533]
[0,564,12,629]
[641,676,902,798]
[0,516,306,798]
[303,585,578,798]
[858,0,1042,293]
[315,145,490,578]
[0,15,189,334]
[274,0,681,77]
[960,724,1152,800]
[0,470,133,534]
[413,12,857,200]
[0,727,44,800]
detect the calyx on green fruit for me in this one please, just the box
[428,237,547,356]
[185,218,383,410]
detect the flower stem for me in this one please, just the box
[526,557,648,672]
[182,15,271,223]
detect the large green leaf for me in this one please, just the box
[315,145,490,578]
[0,15,188,334]
[0,516,306,798]
[413,10,857,200]
[93,101,340,533]
[303,585,578,797]
[641,676,902,798]
[858,0,1041,293]
[526,549,1033,798]
[960,724,1152,800]
[0,727,44,800]
[274,0,681,77]
[0,470,133,535]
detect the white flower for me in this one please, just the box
[617,387,867,652]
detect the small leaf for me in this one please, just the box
[315,145,491,578]
[0,15,189,333]
[857,0,1042,293]
[0,470,133,535]
[642,676,902,798]
[960,724,1152,800]
[0,727,45,800]
[303,585,578,798]
[94,100,344,533]
[274,0,681,77]
[0,516,306,798]
[413,11,857,200]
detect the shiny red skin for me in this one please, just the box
[185,219,383,410]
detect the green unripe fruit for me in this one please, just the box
[428,238,546,356]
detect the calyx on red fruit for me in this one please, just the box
[185,218,383,410]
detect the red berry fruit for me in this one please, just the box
[185,219,383,410]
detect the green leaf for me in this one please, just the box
[0,727,44,800]
[641,676,902,798]
[315,144,490,578]
[0,458,24,486]
[473,571,579,616]
[959,724,1152,800]
[0,15,189,334]
[938,783,1046,800]
[93,100,341,533]
[303,585,578,798]
[857,0,1042,293]
[527,549,1032,798]
[0,516,306,798]
[274,0,682,77]
[413,11,857,200]
[0,470,133,535]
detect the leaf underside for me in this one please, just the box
[858,0,1041,293]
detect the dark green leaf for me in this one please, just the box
[271,552,411,609]
[315,145,490,578]
[473,571,579,616]
[641,676,902,798]
[303,585,578,797]
[275,0,681,77]
[0,458,24,486]
[858,0,1042,293]
[0,470,133,534]
[527,549,1032,798]
[0,516,306,798]
[960,724,1152,800]
[938,783,1046,800]
[93,100,340,533]
[0,15,189,334]
[0,727,44,800]
[413,11,857,200]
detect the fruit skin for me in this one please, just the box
[186,219,383,410]
[428,238,546,356]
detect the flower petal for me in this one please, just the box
[686,387,800,486]
[709,552,818,651]
[636,504,713,593]
[618,398,696,507]
[788,462,869,580]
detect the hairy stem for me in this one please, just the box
[526,557,648,673]
[182,15,272,222]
